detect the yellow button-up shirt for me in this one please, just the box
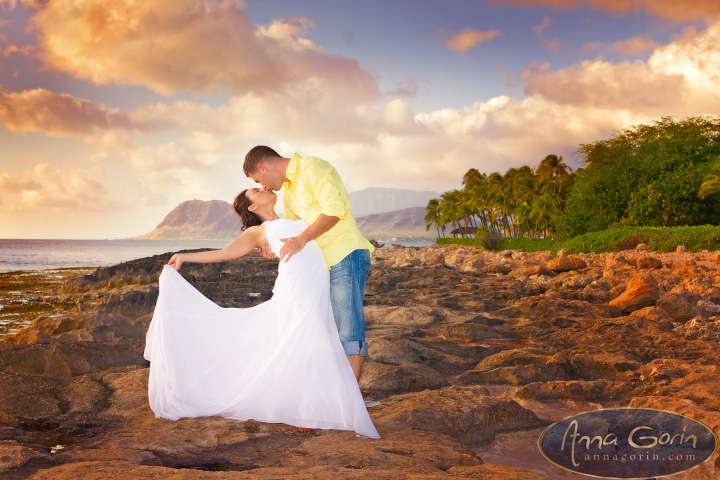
[283,153,374,268]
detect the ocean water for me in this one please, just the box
[0,238,433,273]
[0,239,231,273]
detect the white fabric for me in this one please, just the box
[144,219,379,438]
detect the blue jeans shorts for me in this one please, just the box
[329,249,371,357]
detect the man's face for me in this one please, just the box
[250,163,282,191]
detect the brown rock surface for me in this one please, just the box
[547,255,587,272]
[2,246,720,478]
[656,294,696,322]
[609,272,660,313]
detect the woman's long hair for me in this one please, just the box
[233,189,263,231]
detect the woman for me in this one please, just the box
[143,188,379,439]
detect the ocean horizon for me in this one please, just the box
[0,238,433,273]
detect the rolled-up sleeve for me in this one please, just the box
[304,160,349,219]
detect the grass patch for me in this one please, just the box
[436,238,480,247]
[433,225,720,254]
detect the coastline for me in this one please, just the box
[0,268,94,337]
[1,244,719,478]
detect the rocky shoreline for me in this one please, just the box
[1,244,719,478]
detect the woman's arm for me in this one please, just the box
[168,225,266,270]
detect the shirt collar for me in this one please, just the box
[285,153,300,185]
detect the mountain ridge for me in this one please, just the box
[136,188,436,240]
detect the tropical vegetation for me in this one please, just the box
[559,116,720,236]
[428,116,720,247]
[425,154,574,240]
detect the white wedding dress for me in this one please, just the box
[144,219,379,438]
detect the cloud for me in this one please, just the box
[0,87,158,136]
[488,0,720,22]
[442,28,502,52]
[584,35,659,55]
[0,163,118,211]
[533,15,552,35]
[23,0,379,100]
[0,0,43,8]
[523,22,720,115]
[523,58,686,111]
[385,78,419,97]
[544,38,560,52]
[608,35,660,55]
[342,31,356,47]
[0,42,34,58]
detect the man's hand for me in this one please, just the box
[257,240,278,259]
[279,235,308,262]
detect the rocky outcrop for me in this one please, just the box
[609,272,660,313]
[137,199,243,240]
[2,245,720,478]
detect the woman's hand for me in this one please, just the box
[257,240,278,260]
[168,253,184,270]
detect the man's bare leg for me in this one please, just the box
[347,354,365,383]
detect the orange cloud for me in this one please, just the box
[0,87,156,136]
[488,0,720,22]
[533,15,552,35]
[584,35,659,55]
[523,23,720,115]
[544,38,561,52]
[0,163,116,211]
[444,28,502,52]
[23,0,379,101]
[0,43,34,58]
[608,36,660,54]
[523,58,686,111]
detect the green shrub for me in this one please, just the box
[615,234,651,251]
[560,117,720,237]
[476,227,503,250]
[436,225,720,254]
[436,237,479,247]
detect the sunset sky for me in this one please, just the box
[2,0,720,239]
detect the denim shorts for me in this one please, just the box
[329,249,371,357]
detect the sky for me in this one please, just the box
[1,0,720,239]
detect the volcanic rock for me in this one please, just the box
[656,294,696,322]
[371,385,546,446]
[547,256,587,272]
[636,255,663,269]
[3,246,720,478]
[609,272,660,314]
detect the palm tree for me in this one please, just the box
[536,154,572,208]
[698,162,720,199]
[530,195,559,238]
[462,168,483,189]
[513,203,533,238]
[513,165,539,204]
[425,198,444,237]
[462,168,488,228]
[441,190,464,237]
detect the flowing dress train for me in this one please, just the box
[143,219,379,438]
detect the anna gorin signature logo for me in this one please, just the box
[538,408,717,479]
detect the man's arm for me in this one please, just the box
[279,213,338,262]
[278,157,348,262]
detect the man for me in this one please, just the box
[243,146,373,382]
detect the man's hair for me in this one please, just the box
[244,145,282,176]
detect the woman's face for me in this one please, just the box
[246,187,277,210]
